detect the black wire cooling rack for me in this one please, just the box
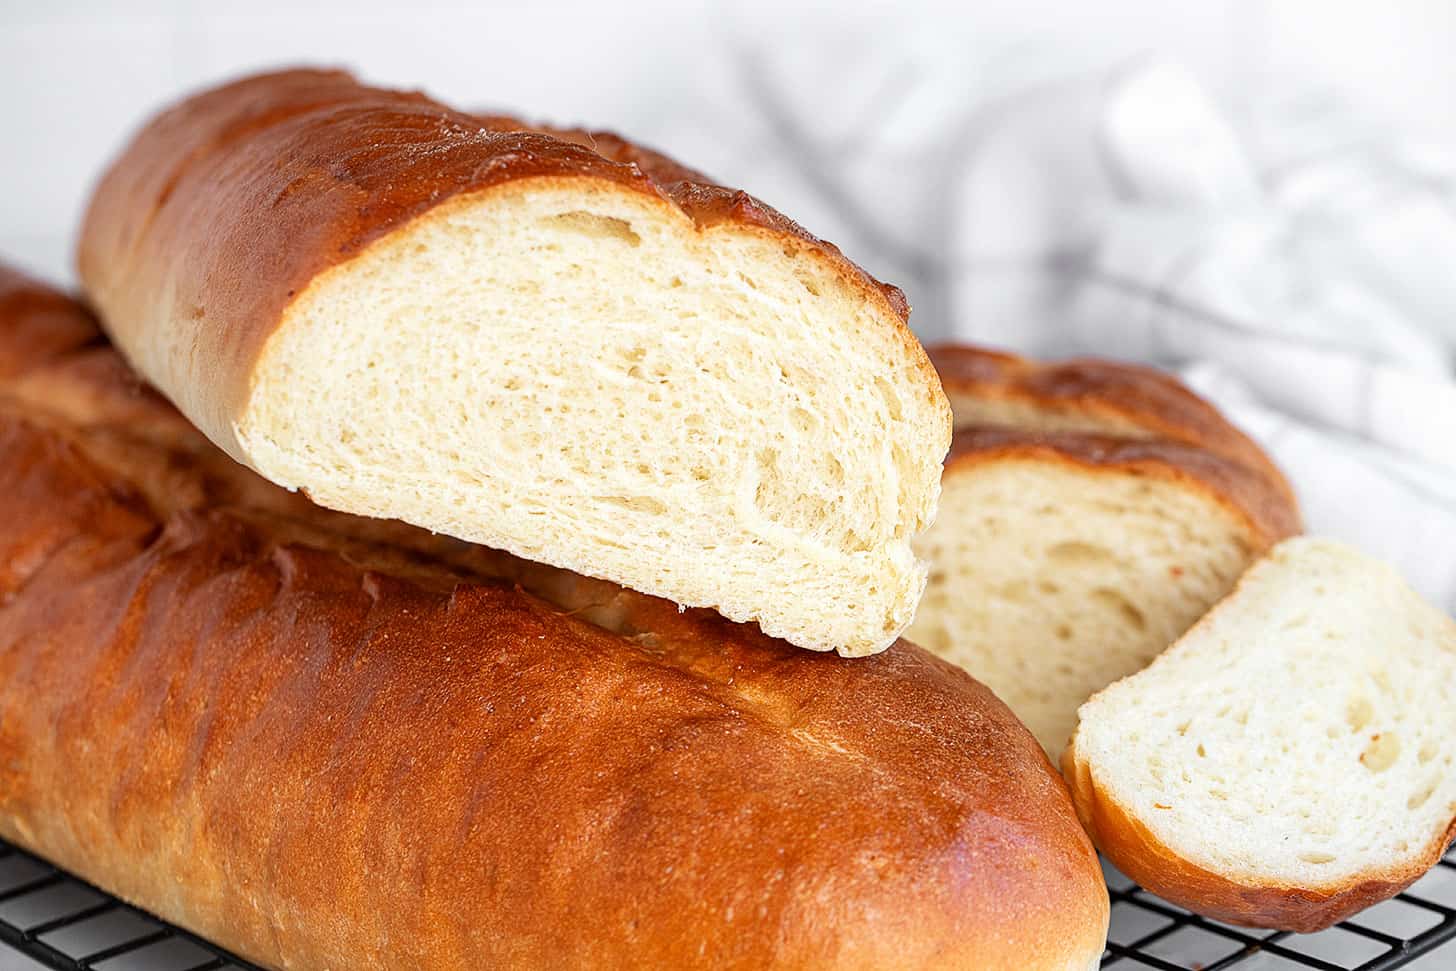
[0,840,257,971]
[1,837,1453,970]
[1100,849,1456,971]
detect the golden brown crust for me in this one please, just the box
[1062,738,1456,932]
[945,427,1301,551]
[929,344,1295,506]
[0,268,1106,969]
[0,264,105,377]
[77,67,915,439]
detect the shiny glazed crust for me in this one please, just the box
[0,265,1107,970]
[929,344,1295,507]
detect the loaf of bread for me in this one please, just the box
[907,346,1300,758]
[1065,537,1456,932]
[0,264,1107,970]
[76,68,952,658]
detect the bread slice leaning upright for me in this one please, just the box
[76,68,951,657]
[907,346,1300,758]
[1065,537,1456,932]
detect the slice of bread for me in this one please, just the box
[77,69,952,657]
[906,347,1299,757]
[1064,537,1456,932]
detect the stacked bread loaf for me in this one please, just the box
[79,68,952,659]
[0,70,1110,970]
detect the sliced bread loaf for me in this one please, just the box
[1064,537,1456,931]
[77,69,952,657]
[906,347,1299,758]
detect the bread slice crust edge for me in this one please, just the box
[1063,733,1456,932]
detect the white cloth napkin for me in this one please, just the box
[735,52,1456,611]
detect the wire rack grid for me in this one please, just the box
[1100,849,1456,970]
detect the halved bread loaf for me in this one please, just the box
[1064,537,1456,932]
[0,263,1108,971]
[76,68,951,656]
[906,346,1299,757]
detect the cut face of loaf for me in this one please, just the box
[77,69,951,656]
[907,347,1299,758]
[1065,537,1456,932]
